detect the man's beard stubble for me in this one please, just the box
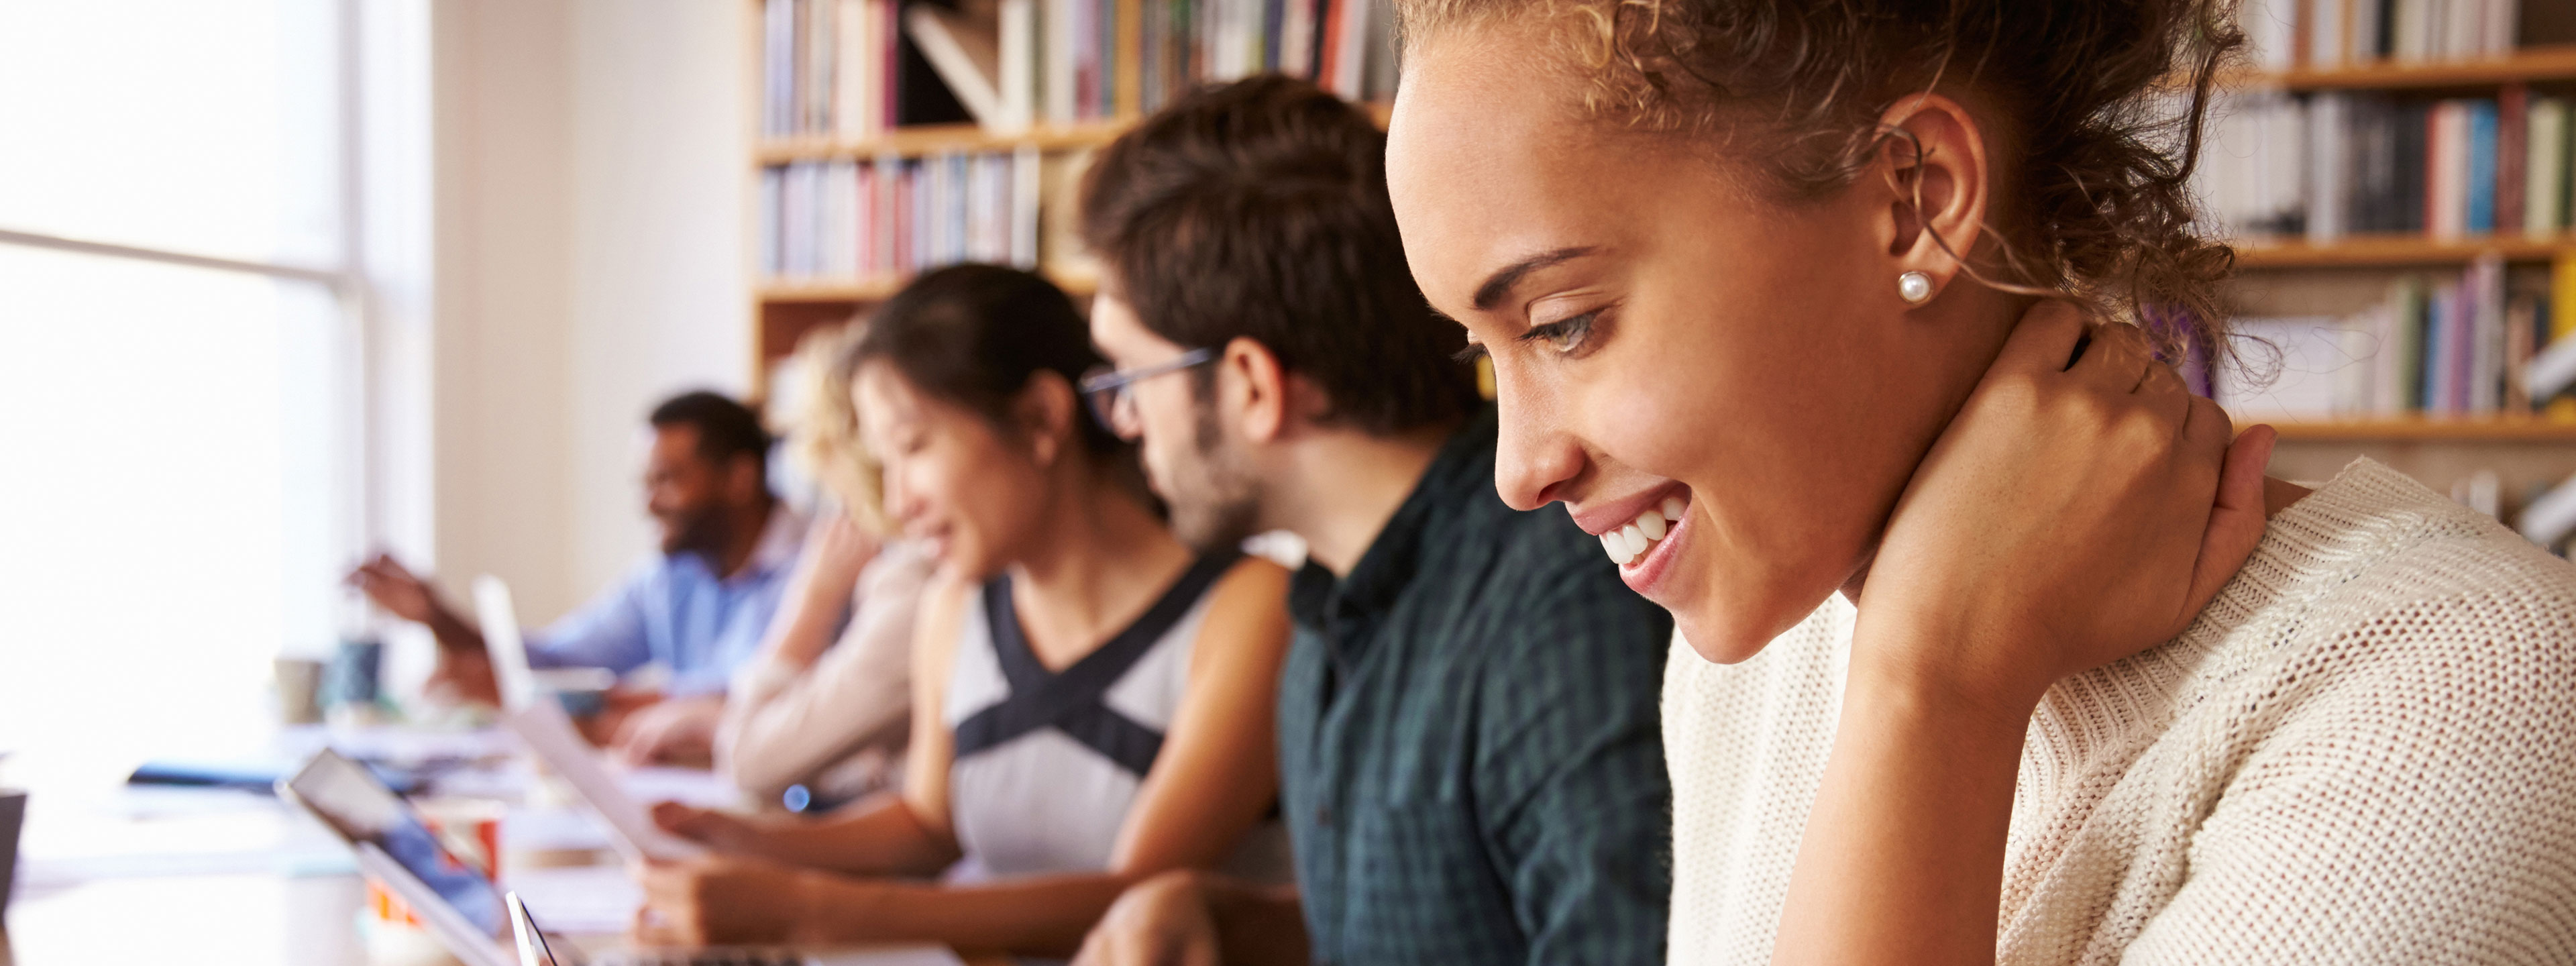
[1165,399,1264,555]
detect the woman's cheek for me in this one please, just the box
[1583,371,1717,483]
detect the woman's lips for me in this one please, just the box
[1613,490,1690,599]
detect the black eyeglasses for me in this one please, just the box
[1078,347,1218,438]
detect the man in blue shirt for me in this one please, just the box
[350,391,804,762]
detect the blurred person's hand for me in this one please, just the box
[346,553,442,625]
[612,694,727,766]
[633,853,826,947]
[772,513,883,668]
[421,650,502,708]
[1074,871,1222,966]
[807,513,881,597]
[650,800,766,853]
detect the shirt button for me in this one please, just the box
[1315,805,1332,828]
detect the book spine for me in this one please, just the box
[2528,99,2559,236]
[2308,93,2347,243]
[1002,0,1036,131]
[2473,254,2505,413]
[855,162,874,276]
[760,167,783,277]
[883,0,902,131]
[766,0,794,136]
[876,152,900,276]
[1075,0,1096,121]
[1116,0,1143,117]
[1012,146,1042,269]
[1097,0,1117,118]
[2467,99,2498,234]
[2499,85,2528,233]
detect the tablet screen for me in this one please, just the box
[287,749,504,937]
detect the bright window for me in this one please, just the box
[0,0,372,790]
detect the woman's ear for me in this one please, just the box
[1874,92,1994,305]
[1013,371,1079,468]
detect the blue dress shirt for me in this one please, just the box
[524,504,806,696]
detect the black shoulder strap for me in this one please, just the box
[953,550,1244,777]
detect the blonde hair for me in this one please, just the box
[787,320,887,534]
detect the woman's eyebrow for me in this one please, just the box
[1472,246,1596,311]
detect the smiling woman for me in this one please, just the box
[1385,0,2576,964]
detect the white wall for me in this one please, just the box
[429,0,749,627]
[564,0,755,599]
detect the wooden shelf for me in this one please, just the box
[758,101,1393,162]
[2257,415,2576,441]
[2233,233,2573,268]
[758,119,1138,162]
[2232,44,2576,92]
[758,265,1101,304]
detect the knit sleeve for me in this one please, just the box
[2122,572,2576,965]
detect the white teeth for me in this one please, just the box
[1605,498,1686,568]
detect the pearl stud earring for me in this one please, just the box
[1897,270,1934,305]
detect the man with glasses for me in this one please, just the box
[1068,76,1674,966]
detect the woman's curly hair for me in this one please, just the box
[1395,0,2246,356]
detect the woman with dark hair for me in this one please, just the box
[1379,1,2576,964]
[638,264,1295,956]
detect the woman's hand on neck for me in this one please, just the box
[1774,301,2276,966]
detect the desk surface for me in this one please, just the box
[3,757,1008,966]
[4,871,366,965]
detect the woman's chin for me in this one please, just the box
[1672,611,1777,665]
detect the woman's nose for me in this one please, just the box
[1492,388,1585,512]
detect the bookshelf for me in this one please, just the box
[745,19,2576,448]
[2264,415,2576,441]
[2249,43,2576,92]
[2235,233,2572,268]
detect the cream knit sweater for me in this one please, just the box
[1664,458,2576,965]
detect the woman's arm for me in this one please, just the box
[661,574,970,878]
[716,537,928,802]
[754,513,879,673]
[1770,310,2278,965]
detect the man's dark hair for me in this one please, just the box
[1081,74,1479,436]
[649,390,773,484]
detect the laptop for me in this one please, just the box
[472,575,709,863]
[283,749,963,966]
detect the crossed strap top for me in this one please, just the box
[943,551,1290,883]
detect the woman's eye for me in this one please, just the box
[1518,311,1599,356]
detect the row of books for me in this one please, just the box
[2214,256,2576,419]
[761,0,1398,140]
[758,151,1051,280]
[2196,89,2573,241]
[765,0,972,139]
[2241,0,2521,69]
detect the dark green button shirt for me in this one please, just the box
[1279,409,1673,966]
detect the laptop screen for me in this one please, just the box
[286,749,505,937]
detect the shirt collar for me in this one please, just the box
[1289,407,1499,629]
[723,500,806,586]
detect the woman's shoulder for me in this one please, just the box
[2228,458,2576,641]
[2189,458,2576,734]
